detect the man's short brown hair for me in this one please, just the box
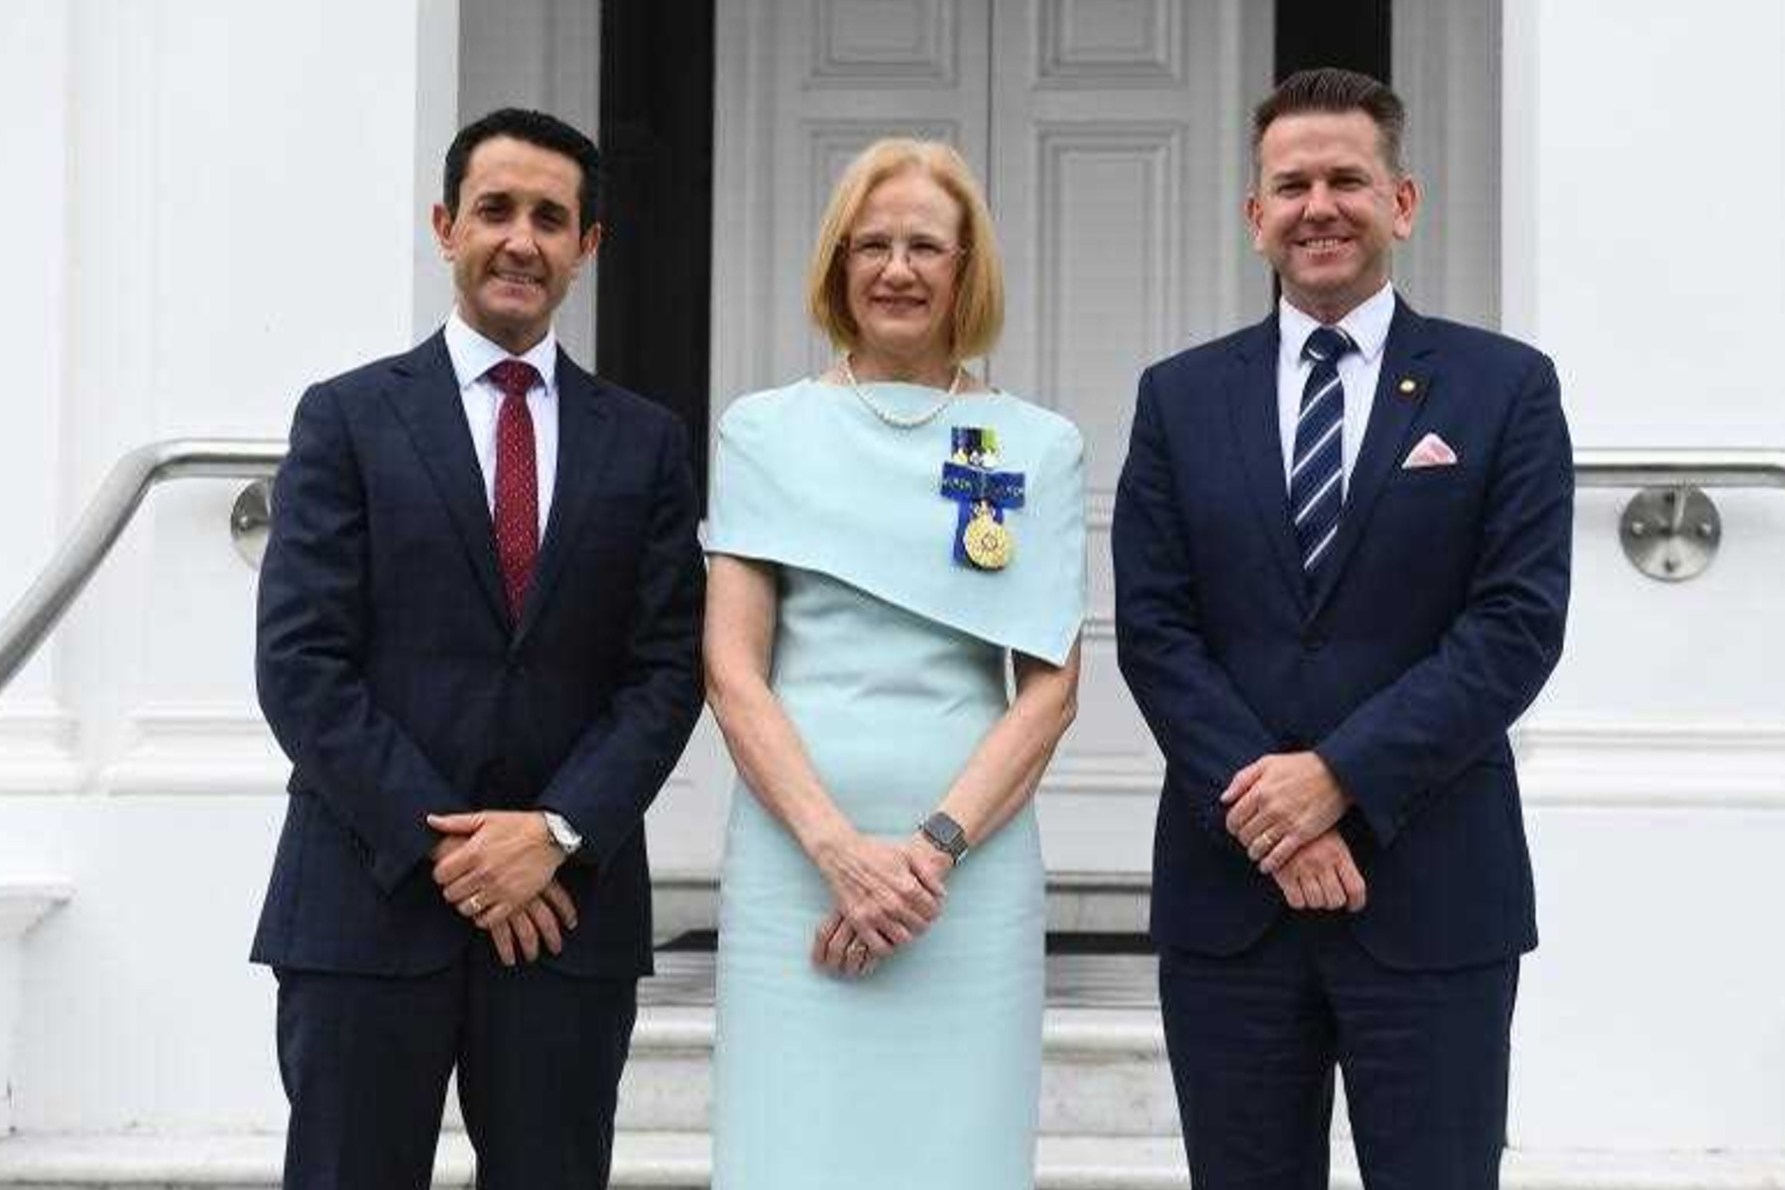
[1252,68,1407,176]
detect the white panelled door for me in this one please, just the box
[712,0,1273,874]
[986,0,1273,869]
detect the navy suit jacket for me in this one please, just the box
[252,332,705,980]
[1113,300,1572,971]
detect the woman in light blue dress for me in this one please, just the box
[703,139,1085,1189]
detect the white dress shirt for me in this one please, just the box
[1275,282,1396,494]
[444,309,559,538]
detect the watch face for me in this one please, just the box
[924,813,966,855]
[545,814,582,854]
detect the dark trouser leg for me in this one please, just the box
[1158,921,1336,1190]
[457,945,639,1190]
[275,965,462,1190]
[1324,930,1519,1190]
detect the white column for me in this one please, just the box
[0,0,83,794]
[3,0,453,1135]
[53,0,438,798]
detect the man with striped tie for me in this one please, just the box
[1113,68,1573,1189]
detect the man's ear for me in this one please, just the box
[1243,194,1265,252]
[431,203,456,257]
[1391,175,1421,242]
[579,221,604,264]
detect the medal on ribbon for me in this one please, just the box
[939,427,1025,572]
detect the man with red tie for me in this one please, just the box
[253,108,704,1190]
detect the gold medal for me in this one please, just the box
[962,505,1014,570]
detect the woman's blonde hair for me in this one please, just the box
[805,138,1005,362]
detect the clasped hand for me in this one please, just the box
[428,810,576,966]
[1222,752,1366,913]
[811,832,951,978]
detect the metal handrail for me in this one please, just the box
[0,439,285,691]
[1,441,1783,697]
[1573,448,1785,490]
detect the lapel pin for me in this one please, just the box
[1397,377,1420,398]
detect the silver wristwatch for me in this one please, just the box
[918,811,969,864]
[542,810,584,857]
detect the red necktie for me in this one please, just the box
[487,359,540,620]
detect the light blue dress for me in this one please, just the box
[706,379,1086,1190]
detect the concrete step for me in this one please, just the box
[2,1131,1783,1189]
[638,948,1162,1010]
[612,1004,1178,1137]
[605,949,1176,1137]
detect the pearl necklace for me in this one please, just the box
[839,353,964,429]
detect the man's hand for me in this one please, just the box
[428,810,565,927]
[1221,752,1351,874]
[487,879,579,967]
[1269,829,1367,912]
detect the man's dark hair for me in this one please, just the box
[442,107,601,232]
[1252,68,1406,176]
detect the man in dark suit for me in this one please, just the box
[1114,69,1572,1188]
[253,108,704,1190]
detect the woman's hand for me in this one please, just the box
[812,910,879,978]
[899,833,956,890]
[811,836,955,977]
[812,830,947,958]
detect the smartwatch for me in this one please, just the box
[917,811,969,864]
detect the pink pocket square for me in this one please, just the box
[1402,432,1458,469]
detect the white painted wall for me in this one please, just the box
[0,0,463,1135]
[1499,0,1785,1153]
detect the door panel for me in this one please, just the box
[987,0,1272,867]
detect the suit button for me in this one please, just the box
[1302,634,1326,653]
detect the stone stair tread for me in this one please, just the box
[3,1131,1784,1189]
[641,950,1162,1010]
[629,1002,1166,1054]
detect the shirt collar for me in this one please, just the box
[1277,281,1396,366]
[444,309,559,395]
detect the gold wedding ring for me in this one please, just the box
[467,893,483,915]
[847,941,869,961]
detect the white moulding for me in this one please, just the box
[0,879,72,1135]
[0,882,71,943]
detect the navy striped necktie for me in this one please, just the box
[1290,325,1357,581]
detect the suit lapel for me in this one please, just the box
[1308,298,1436,614]
[513,352,618,647]
[383,333,511,628]
[1227,314,1309,607]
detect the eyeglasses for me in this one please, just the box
[842,234,965,271]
